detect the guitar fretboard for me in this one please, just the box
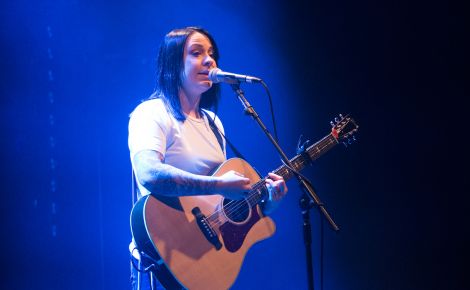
[246,133,338,207]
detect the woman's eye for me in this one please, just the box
[192,51,201,56]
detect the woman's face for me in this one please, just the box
[181,32,217,98]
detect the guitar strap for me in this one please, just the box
[202,110,247,161]
[132,169,140,205]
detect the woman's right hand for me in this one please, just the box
[216,170,251,200]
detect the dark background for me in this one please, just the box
[1,0,468,289]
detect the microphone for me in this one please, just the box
[208,68,262,84]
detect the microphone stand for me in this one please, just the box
[230,82,339,290]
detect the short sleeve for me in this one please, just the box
[128,100,170,162]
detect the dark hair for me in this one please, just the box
[151,26,221,121]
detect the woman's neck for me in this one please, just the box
[179,89,201,118]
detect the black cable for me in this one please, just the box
[260,80,279,143]
[130,248,160,273]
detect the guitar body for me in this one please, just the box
[131,158,276,290]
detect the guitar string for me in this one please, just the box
[204,135,338,228]
[222,130,346,222]
[214,133,337,220]
[206,122,354,227]
[205,180,265,223]
[205,180,267,226]
[207,135,337,226]
[205,148,312,225]
[206,134,338,225]
[205,153,309,227]
[205,136,337,227]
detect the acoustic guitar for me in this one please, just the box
[131,115,358,289]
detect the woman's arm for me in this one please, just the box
[133,149,251,199]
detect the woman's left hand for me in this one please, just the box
[265,172,288,202]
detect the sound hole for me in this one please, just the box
[222,198,250,223]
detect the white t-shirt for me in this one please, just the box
[128,98,226,197]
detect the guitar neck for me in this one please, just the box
[274,133,338,181]
[247,133,338,207]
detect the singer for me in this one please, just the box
[128,26,288,290]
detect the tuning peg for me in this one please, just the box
[334,117,339,123]
[330,121,334,127]
[342,141,348,147]
[339,113,343,119]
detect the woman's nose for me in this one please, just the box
[203,55,215,68]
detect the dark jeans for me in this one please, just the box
[130,255,165,290]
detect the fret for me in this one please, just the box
[307,134,337,161]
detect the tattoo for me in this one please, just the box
[134,150,217,196]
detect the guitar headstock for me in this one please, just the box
[330,114,359,146]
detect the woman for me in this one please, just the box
[128,26,287,290]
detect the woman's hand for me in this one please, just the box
[216,170,251,200]
[263,172,288,214]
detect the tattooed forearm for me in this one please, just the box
[149,162,218,196]
[134,150,219,196]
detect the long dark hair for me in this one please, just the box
[151,26,221,121]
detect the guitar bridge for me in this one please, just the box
[191,207,222,250]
